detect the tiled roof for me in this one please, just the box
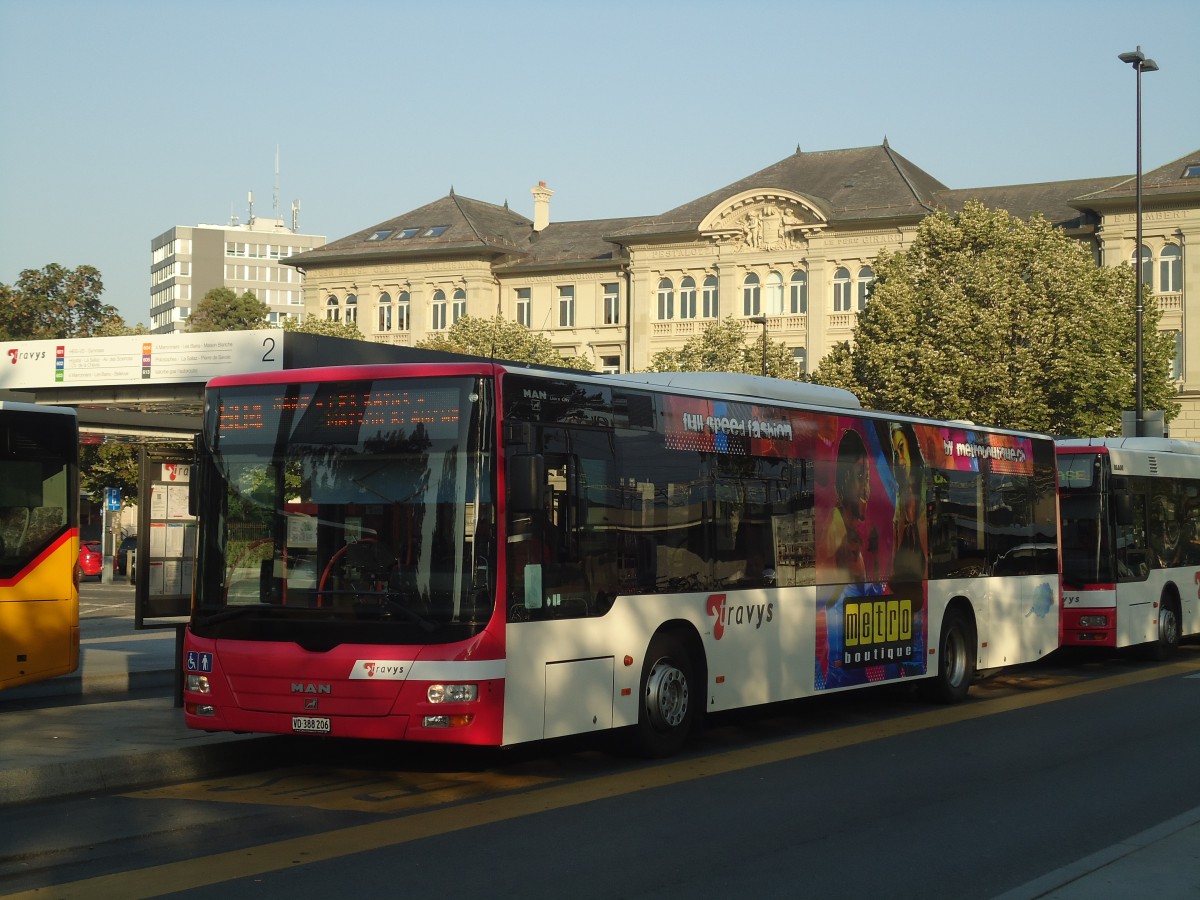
[933,177,1128,230]
[1072,148,1200,204]
[496,217,650,272]
[609,143,949,240]
[293,193,534,263]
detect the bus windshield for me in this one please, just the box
[1057,453,1116,585]
[191,376,495,644]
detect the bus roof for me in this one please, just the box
[1057,437,1200,457]
[597,371,861,410]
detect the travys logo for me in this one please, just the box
[706,593,774,640]
[7,348,46,364]
[349,660,410,680]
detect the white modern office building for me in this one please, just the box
[149,216,325,334]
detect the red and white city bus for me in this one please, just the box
[1058,437,1200,658]
[183,363,1060,755]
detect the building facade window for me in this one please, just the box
[1133,245,1153,287]
[325,295,340,322]
[793,347,807,376]
[378,291,392,331]
[558,285,575,327]
[790,270,808,314]
[345,294,358,324]
[765,271,784,315]
[657,277,674,320]
[679,276,697,319]
[833,268,851,312]
[603,283,620,325]
[857,266,874,311]
[397,291,410,331]
[432,290,447,330]
[452,288,466,324]
[1160,244,1183,293]
[703,275,719,318]
[742,273,761,316]
[600,355,621,374]
[515,287,531,326]
[1173,330,1184,380]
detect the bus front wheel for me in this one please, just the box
[921,608,975,704]
[634,635,696,757]
[1146,599,1181,661]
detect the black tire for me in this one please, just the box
[920,607,975,704]
[1144,597,1181,661]
[633,635,697,758]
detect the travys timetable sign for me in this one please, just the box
[0,331,286,389]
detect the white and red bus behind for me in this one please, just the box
[1058,437,1200,658]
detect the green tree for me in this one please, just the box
[0,264,125,339]
[811,201,1178,436]
[80,443,141,505]
[281,314,365,339]
[646,316,798,378]
[186,288,270,332]
[416,315,594,370]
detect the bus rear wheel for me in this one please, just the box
[633,635,696,757]
[921,608,975,704]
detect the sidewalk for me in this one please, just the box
[0,624,279,807]
[1,625,1198,898]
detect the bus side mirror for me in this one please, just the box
[1115,493,1134,526]
[508,454,545,513]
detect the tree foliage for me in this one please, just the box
[281,314,365,339]
[646,316,799,378]
[415,315,594,370]
[811,201,1178,436]
[0,264,126,339]
[79,443,141,505]
[186,288,270,332]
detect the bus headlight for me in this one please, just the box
[427,683,478,703]
[186,674,212,694]
[1078,615,1108,627]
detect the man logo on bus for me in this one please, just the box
[707,593,774,640]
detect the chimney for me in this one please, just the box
[531,181,553,232]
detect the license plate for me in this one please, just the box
[292,716,331,734]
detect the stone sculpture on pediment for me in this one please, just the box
[706,197,824,252]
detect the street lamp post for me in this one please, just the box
[748,315,768,377]
[1119,45,1158,437]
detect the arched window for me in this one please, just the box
[679,276,697,319]
[1160,245,1182,293]
[452,288,467,324]
[833,268,851,312]
[1132,245,1152,287]
[742,273,761,316]
[857,266,874,311]
[397,291,411,331]
[702,275,719,318]
[765,271,784,315]
[325,295,340,322]
[432,290,447,330]
[657,277,674,320]
[790,270,808,314]
[344,293,358,324]
[378,291,392,331]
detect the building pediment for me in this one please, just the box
[698,190,827,251]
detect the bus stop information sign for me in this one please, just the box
[134,449,194,626]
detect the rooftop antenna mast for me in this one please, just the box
[273,145,280,220]
[291,199,300,232]
[247,190,255,224]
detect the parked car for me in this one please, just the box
[78,540,103,581]
[114,535,137,584]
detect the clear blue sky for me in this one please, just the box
[2,0,1197,326]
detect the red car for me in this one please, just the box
[78,540,103,581]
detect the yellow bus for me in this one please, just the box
[0,401,80,692]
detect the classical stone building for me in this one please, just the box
[285,142,1200,434]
